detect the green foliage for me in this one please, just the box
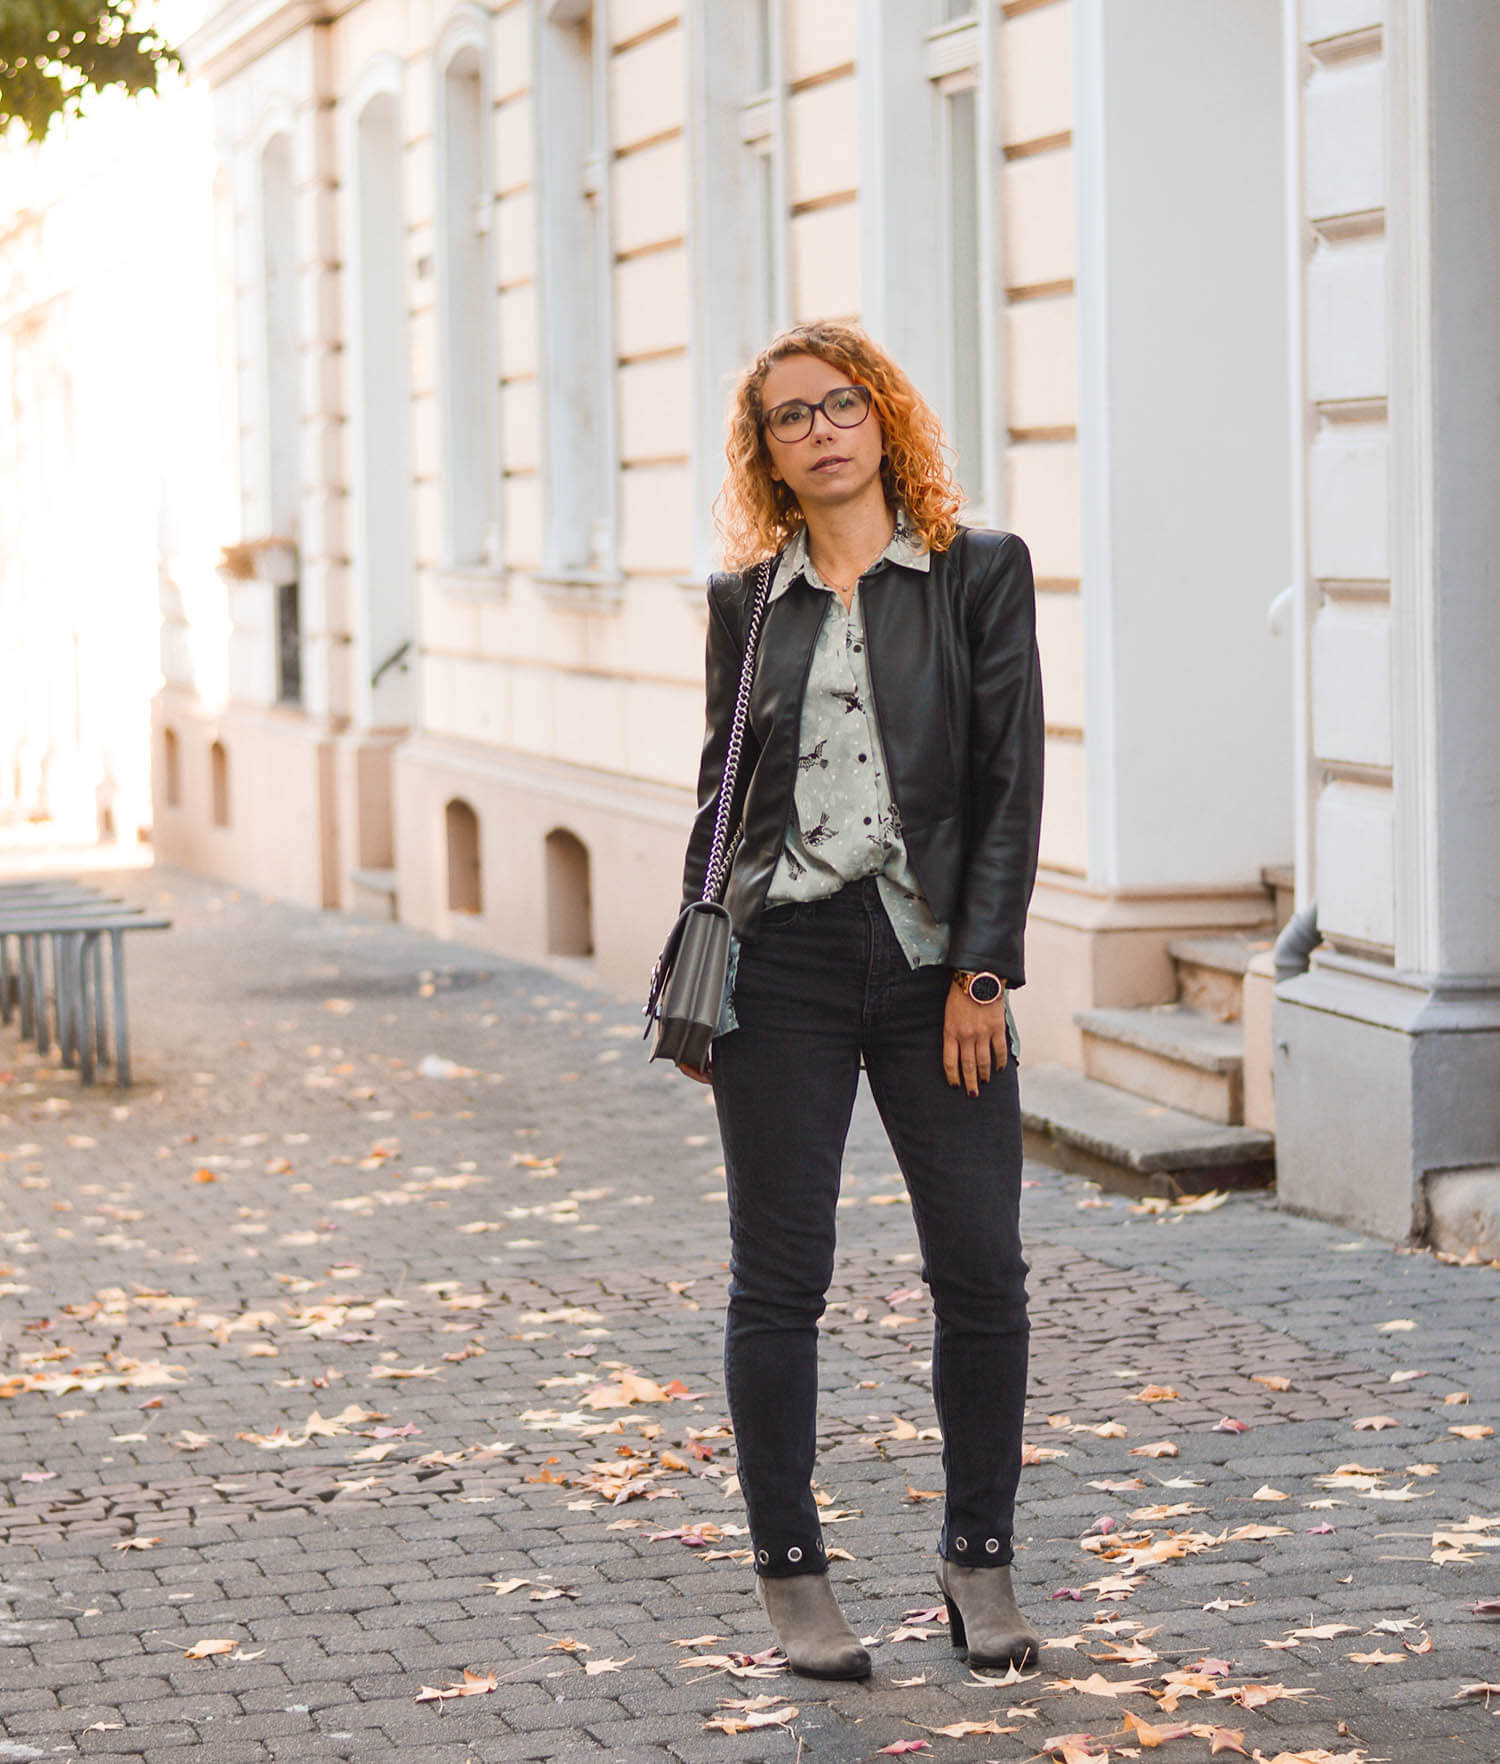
[0,0,180,141]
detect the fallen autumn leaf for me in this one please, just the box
[415,1669,499,1702]
[1122,1708,1193,1747]
[1047,1672,1154,1699]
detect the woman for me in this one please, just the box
[679,321,1044,1680]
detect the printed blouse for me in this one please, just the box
[763,517,949,970]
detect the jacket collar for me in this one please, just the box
[768,506,930,604]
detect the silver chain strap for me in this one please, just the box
[701,556,774,903]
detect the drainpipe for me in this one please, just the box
[1274,900,1321,982]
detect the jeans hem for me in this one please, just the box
[938,1548,1016,1569]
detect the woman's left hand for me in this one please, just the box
[943,982,1008,1097]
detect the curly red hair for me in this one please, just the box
[715,321,963,568]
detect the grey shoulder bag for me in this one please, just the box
[643,557,775,1070]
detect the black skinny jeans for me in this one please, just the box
[711,878,1030,1579]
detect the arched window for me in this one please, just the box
[537,0,616,574]
[687,1,784,574]
[353,81,415,726]
[439,38,499,567]
[210,740,230,828]
[163,727,182,808]
[445,797,482,914]
[855,2,998,518]
[545,828,593,956]
[259,131,300,540]
[742,0,784,344]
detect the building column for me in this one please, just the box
[1020,0,1293,1065]
[1275,0,1500,1243]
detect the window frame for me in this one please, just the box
[435,8,503,577]
[683,0,788,579]
[255,121,300,545]
[534,0,621,587]
[739,0,788,343]
[925,7,999,523]
[857,1,1004,525]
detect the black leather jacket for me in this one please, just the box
[681,527,1044,985]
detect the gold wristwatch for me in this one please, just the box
[952,969,1004,1005]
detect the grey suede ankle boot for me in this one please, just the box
[757,1573,871,1680]
[936,1558,1040,1670]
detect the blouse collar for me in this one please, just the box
[768,506,931,604]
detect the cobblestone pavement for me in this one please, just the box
[2,867,1498,1764]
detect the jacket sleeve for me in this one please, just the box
[680,572,751,907]
[947,532,1045,985]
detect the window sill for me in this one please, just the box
[532,570,626,613]
[434,567,509,603]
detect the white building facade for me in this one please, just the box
[161,0,1293,986]
[47,0,1491,1244]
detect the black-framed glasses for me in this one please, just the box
[763,384,872,443]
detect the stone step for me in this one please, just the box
[1262,862,1296,933]
[1076,1003,1245,1124]
[1167,931,1275,1021]
[349,866,399,922]
[1020,1062,1274,1197]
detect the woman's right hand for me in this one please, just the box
[677,1057,713,1085]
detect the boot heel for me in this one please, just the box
[937,1557,1040,1670]
[943,1595,966,1649]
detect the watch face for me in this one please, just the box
[968,972,1003,1004]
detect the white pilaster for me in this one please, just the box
[1275,0,1500,1244]
[1384,0,1438,976]
[1395,0,1500,978]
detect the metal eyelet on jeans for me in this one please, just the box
[955,1536,968,1551]
[787,1546,802,1563]
[758,1549,770,1564]
[986,1538,1000,1554]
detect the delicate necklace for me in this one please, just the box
[811,524,894,598]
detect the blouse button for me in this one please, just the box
[858,754,867,763]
